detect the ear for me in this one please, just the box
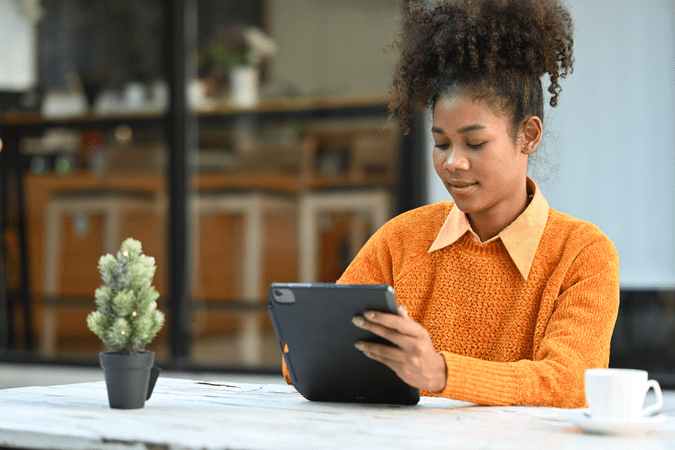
[519,116,542,155]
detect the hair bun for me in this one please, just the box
[390,0,574,132]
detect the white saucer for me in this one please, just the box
[563,409,668,435]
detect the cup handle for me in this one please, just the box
[146,366,161,400]
[642,379,663,417]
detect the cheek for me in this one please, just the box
[481,146,510,173]
[432,150,445,175]
[482,155,504,177]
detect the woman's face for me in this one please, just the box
[432,92,538,232]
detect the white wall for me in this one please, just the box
[0,0,37,90]
[269,0,399,96]
[426,0,675,289]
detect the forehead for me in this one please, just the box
[432,92,509,133]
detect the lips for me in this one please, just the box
[448,181,477,188]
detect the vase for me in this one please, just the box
[99,350,161,409]
[230,65,260,108]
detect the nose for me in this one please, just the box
[443,148,470,171]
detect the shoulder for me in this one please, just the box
[388,201,454,226]
[539,209,620,311]
[338,201,453,284]
[377,201,453,247]
[543,208,619,268]
[363,200,454,267]
[546,209,614,245]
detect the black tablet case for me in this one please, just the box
[267,283,420,405]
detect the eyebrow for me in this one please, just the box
[431,124,487,134]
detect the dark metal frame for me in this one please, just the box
[165,0,197,365]
[0,121,34,351]
[396,110,427,215]
[0,156,7,352]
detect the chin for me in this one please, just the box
[448,195,483,215]
[449,197,473,213]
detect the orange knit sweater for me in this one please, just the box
[284,201,620,408]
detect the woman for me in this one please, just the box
[286,0,620,408]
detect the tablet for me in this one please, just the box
[267,282,420,405]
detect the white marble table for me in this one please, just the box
[1,377,674,450]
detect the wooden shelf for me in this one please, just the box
[195,171,300,193]
[0,93,392,126]
[306,174,396,189]
[0,109,167,126]
[198,93,392,116]
[23,170,395,203]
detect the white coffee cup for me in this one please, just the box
[585,368,663,421]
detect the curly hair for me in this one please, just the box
[389,0,574,136]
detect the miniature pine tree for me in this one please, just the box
[87,238,165,354]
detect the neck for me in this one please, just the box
[468,184,530,243]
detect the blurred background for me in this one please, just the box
[0,0,674,386]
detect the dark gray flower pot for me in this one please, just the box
[99,350,161,409]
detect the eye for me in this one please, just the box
[467,142,486,149]
[434,143,450,150]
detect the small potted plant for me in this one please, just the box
[87,237,165,409]
[196,24,277,107]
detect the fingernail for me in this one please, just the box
[365,311,375,320]
[352,316,365,326]
[354,342,365,351]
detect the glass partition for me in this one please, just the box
[188,0,405,369]
[0,0,412,371]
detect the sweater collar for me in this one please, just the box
[428,177,550,280]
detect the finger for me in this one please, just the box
[352,316,409,347]
[398,304,409,318]
[361,310,414,334]
[355,340,403,365]
[358,348,400,374]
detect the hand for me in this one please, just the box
[352,305,447,393]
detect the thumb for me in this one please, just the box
[398,304,409,318]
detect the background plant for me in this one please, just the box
[87,238,164,354]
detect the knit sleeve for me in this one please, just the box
[436,233,620,408]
